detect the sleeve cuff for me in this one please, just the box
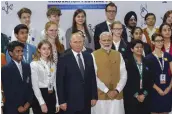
[143,90,148,96]
[104,88,109,93]
[38,97,45,106]
[134,92,139,98]
[56,103,59,107]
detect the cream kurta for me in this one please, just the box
[91,52,127,114]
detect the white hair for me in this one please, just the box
[99,32,112,40]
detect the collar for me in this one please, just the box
[113,39,121,45]
[72,49,82,57]
[13,59,22,66]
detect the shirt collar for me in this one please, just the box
[13,59,22,66]
[72,49,82,57]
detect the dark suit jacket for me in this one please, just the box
[111,39,128,62]
[1,60,33,114]
[94,21,127,50]
[143,43,152,56]
[56,49,98,113]
[124,56,153,114]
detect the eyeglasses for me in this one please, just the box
[106,10,117,13]
[112,28,123,31]
[154,40,164,43]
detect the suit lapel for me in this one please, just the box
[111,43,116,50]
[118,40,123,52]
[69,50,84,80]
[103,21,109,32]
[11,60,23,82]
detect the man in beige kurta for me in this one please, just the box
[91,32,127,114]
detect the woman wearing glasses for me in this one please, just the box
[110,21,128,62]
[145,33,172,114]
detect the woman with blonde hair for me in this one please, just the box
[30,40,60,114]
[44,21,64,64]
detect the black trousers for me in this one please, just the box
[31,88,57,114]
[60,107,91,114]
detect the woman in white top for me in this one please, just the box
[30,40,59,114]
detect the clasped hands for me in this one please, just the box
[157,86,171,96]
[107,90,119,99]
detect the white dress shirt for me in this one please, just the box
[13,60,23,80]
[106,21,112,32]
[113,40,121,51]
[30,58,59,107]
[41,28,66,49]
[91,53,127,93]
[72,49,85,69]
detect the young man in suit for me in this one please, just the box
[56,32,98,114]
[1,41,33,114]
[94,2,127,50]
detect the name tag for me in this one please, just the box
[160,74,166,84]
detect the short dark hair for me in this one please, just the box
[105,2,117,12]
[17,8,32,18]
[14,24,28,34]
[151,33,163,41]
[7,41,25,53]
[130,39,143,49]
[144,13,156,21]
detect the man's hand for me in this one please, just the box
[41,104,48,113]
[107,90,118,99]
[18,106,25,113]
[60,103,67,111]
[137,95,145,102]
[91,99,97,107]
[24,102,30,111]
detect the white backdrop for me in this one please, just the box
[1,1,172,40]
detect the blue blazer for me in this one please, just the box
[1,60,33,114]
[56,49,98,112]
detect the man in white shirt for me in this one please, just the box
[40,7,66,49]
[11,8,37,46]
[91,32,127,114]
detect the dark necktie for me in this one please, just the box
[77,54,85,79]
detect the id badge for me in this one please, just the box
[140,80,143,89]
[160,74,166,84]
[48,83,53,91]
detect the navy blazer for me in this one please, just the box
[94,21,127,50]
[1,60,33,114]
[56,49,98,112]
[111,39,128,62]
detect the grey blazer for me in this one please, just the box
[65,27,95,50]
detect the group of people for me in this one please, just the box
[1,2,172,114]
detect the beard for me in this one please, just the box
[100,43,112,51]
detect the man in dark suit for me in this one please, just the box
[56,32,98,114]
[94,2,127,50]
[1,41,33,114]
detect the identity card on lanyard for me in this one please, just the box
[154,52,166,84]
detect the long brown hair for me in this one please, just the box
[33,40,54,63]
[72,9,91,43]
[45,21,64,53]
